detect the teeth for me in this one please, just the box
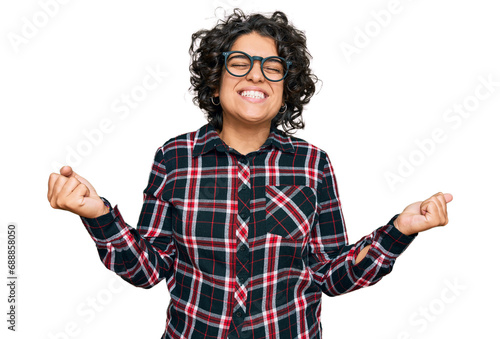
[240,90,265,99]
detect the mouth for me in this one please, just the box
[238,89,269,101]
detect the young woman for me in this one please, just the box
[47,10,452,339]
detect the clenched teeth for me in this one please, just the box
[240,90,266,99]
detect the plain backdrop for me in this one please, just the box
[1,0,499,338]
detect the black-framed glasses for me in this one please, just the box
[222,51,292,82]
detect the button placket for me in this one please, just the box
[234,156,251,316]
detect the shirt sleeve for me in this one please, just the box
[80,147,175,289]
[307,152,417,297]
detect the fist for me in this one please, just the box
[47,166,109,218]
[394,192,453,236]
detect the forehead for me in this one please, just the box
[230,32,278,57]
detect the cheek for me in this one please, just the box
[219,75,237,98]
[273,85,284,104]
[217,70,230,93]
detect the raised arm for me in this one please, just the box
[307,154,452,296]
[47,148,176,288]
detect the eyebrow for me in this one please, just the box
[228,54,282,62]
[228,55,248,61]
[265,58,282,64]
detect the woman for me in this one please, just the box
[47,9,452,339]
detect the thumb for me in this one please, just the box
[60,165,75,177]
[444,193,453,203]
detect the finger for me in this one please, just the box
[423,193,446,215]
[47,173,60,201]
[433,193,449,225]
[434,193,447,210]
[57,177,83,208]
[65,183,91,211]
[420,199,434,218]
[73,173,98,197]
[50,174,70,208]
[432,192,453,204]
[423,197,447,226]
[60,166,99,197]
[438,193,450,225]
[424,200,440,226]
[73,182,90,198]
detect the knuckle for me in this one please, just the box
[55,196,67,209]
[74,183,84,193]
[77,183,89,194]
[51,196,61,209]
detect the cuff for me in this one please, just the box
[80,197,126,242]
[374,214,418,258]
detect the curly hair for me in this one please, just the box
[189,9,318,135]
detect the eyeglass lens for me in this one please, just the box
[226,52,287,81]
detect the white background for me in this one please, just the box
[1,0,499,338]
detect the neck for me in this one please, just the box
[218,121,271,156]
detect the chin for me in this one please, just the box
[238,112,272,124]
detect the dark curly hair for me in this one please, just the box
[189,9,318,135]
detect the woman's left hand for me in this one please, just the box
[394,192,453,236]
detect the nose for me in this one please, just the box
[245,60,265,82]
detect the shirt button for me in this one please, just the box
[237,246,246,254]
[236,311,242,317]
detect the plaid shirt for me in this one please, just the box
[81,123,416,339]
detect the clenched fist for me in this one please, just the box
[394,192,453,236]
[47,166,109,218]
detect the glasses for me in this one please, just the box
[222,51,292,82]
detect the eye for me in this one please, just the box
[231,62,251,68]
[263,59,284,74]
[264,66,283,74]
[227,54,251,70]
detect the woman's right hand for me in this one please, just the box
[47,166,109,218]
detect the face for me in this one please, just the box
[216,32,284,131]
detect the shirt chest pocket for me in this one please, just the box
[265,185,317,241]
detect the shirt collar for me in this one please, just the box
[192,123,295,157]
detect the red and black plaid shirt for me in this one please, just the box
[81,123,416,339]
